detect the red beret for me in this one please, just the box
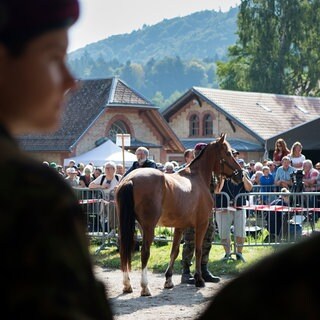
[0,0,79,46]
[194,143,207,151]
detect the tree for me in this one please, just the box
[120,61,145,90]
[217,0,320,96]
[151,91,165,108]
[148,56,185,98]
[184,60,208,87]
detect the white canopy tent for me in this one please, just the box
[63,139,136,168]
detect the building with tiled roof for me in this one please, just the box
[17,78,320,167]
[162,87,320,162]
[17,77,184,166]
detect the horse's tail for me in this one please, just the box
[116,181,136,272]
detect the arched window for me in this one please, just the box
[203,114,213,136]
[108,120,129,139]
[189,114,199,136]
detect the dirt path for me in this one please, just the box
[94,266,233,320]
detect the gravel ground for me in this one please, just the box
[94,266,234,320]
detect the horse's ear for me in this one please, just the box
[219,133,226,143]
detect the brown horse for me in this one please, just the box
[115,134,242,296]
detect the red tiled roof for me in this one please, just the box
[111,80,154,106]
[193,87,320,140]
[17,78,155,151]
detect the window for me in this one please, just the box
[203,114,213,136]
[108,120,128,139]
[189,114,199,136]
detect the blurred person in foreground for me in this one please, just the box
[0,0,113,318]
[198,233,320,319]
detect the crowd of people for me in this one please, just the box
[43,137,320,260]
[46,138,320,195]
[239,139,320,196]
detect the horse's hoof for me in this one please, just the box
[195,279,205,288]
[141,287,151,296]
[164,279,174,289]
[123,286,133,294]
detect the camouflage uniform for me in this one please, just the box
[0,126,113,319]
[180,142,220,283]
[180,178,220,283]
[181,214,215,269]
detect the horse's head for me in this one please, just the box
[215,133,243,184]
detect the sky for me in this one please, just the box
[68,0,240,52]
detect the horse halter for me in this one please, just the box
[219,157,243,181]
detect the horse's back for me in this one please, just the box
[123,167,164,192]
[119,168,213,229]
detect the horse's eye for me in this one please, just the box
[226,151,232,156]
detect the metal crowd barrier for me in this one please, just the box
[233,191,320,247]
[73,187,118,253]
[210,191,320,258]
[73,187,320,256]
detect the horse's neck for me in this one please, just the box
[189,153,216,185]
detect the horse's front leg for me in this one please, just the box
[140,226,154,296]
[164,228,183,289]
[194,224,207,288]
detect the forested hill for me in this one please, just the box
[68,7,238,63]
[67,7,239,108]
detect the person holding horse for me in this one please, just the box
[0,0,113,318]
[122,146,157,178]
[180,143,221,284]
[215,152,253,262]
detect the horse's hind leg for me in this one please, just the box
[164,228,183,289]
[122,269,133,293]
[140,226,154,296]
